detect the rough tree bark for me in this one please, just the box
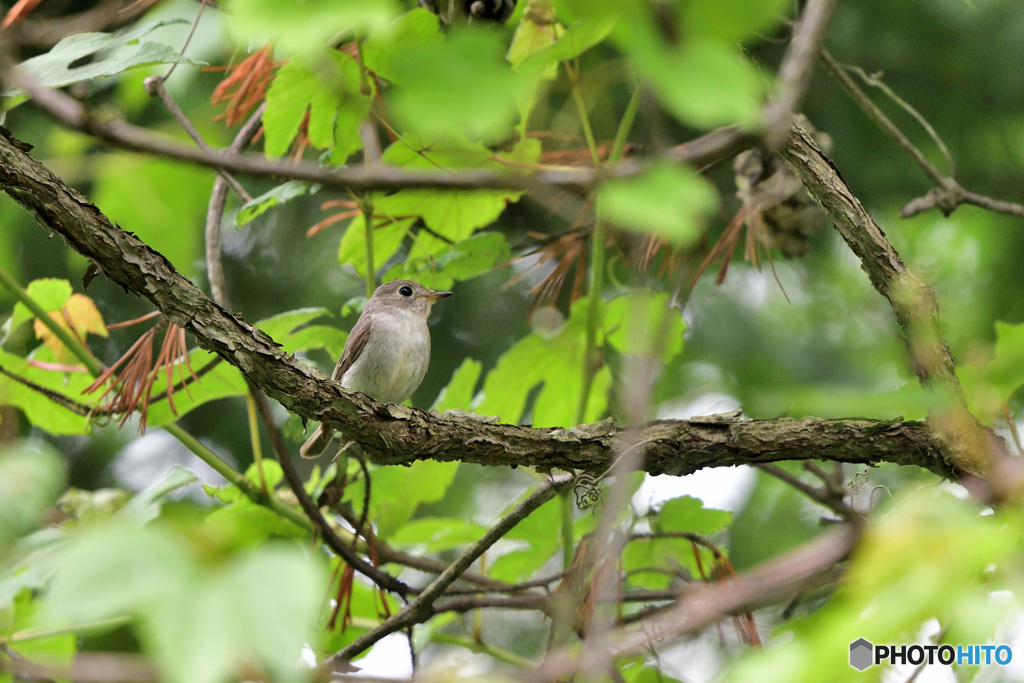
[0,125,965,480]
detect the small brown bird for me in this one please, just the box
[299,280,452,458]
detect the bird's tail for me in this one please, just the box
[299,424,334,458]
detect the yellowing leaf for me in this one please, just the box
[33,293,108,362]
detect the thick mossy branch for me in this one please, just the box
[0,126,955,479]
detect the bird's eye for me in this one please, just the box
[399,285,413,297]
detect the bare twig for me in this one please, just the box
[144,76,251,202]
[528,528,856,682]
[819,49,1024,219]
[757,462,858,521]
[249,385,414,597]
[12,66,751,194]
[204,103,265,308]
[762,0,842,149]
[323,474,571,666]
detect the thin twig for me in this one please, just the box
[323,474,571,666]
[249,386,414,597]
[528,528,856,682]
[762,0,842,149]
[204,103,265,308]
[819,49,1024,219]
[13,67,752,194]
[144,76,251,201]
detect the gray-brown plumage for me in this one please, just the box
[299,280,452,458]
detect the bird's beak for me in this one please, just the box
[423,290,453,301]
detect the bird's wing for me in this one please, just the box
[331,313,372,381]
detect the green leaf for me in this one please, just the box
[961,321,1024,423]
[337,215,414,277]
[262,52,370,159]
[8,20,194,95]
[605,289,686,361]
[0,444,65,549]
[0,349,94,435]
[362,9,442,82]
[227,0,400,58]
[93,157,211,276]
[476,298,611,427]
[489,497,561,582]
[244,460,284,489]
[599,162,718,245]
[5,590,77,674]
[432,358,483,411]
[10,279,73,332]
[235,181,320,227]
[386,28,528,143]
[144,349,248,428]
[47,523,325,683]
[387,517,490,552]
[686,0,790,42]
[117,466,199,524]
[515,14,616,73]
[656,495,733,535]
[354,461,460,539]
[255,307,348,357]
[385,232,511,290]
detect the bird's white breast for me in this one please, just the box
[341,308,431,404]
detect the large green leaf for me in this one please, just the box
[599,162,718,245]
[476,298,612,427]
[9,20,194,95]
[144,349,248,428]
[386,28,529,143]
[432,358,483,411]
[488,496,561,582]
[47,523,325,683]
[0,443,65,550]
[349,460,460,539]
[337,215,415,277]
[227,0,400,58]
[262,51,370,160]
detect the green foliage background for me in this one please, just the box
[2,0,1024,681]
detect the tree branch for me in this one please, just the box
[762,0,841,149]
[528,528,856,682]
[13,69,752,195]
[780,118,1001,476]
[0,125,961,478]
[323,474,570,668]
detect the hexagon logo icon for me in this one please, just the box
[849,638,874,671]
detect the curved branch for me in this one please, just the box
[0,125,962,478]
[14,70,752,194]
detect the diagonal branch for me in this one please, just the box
[528,527,857,682]
[323,474,570,669]
[818,50,1024,220]
[780,118,1003,476]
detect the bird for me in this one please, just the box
[299,279,452,458]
